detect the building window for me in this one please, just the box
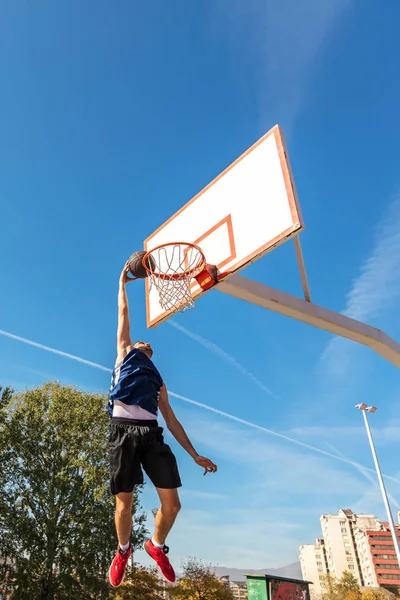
[349,565,355,570]
[341,528,347,533]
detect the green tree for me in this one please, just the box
[321,572,361,600]
[0,386,16,599]
[169,558,234,600]
[0,382,147,600]
[321,573,339,600]
[111,564,166,599]
[337,571,361,597]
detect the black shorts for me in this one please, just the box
[109,418,182,495]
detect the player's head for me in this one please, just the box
[133,341,153,359]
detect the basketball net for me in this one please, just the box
[143,243,206,313]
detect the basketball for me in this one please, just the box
[127,251,156,279]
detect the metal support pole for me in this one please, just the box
[359,407,400,567]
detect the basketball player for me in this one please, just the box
[108,263,217,588]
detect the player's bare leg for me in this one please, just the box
[115,492,134,546]
[109,491,134,588]
[144,488,181,583]
[153,488,181,545]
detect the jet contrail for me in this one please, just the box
[1,327,399,484]
[168,321,274,397]
[0,329,112,373]
[170,392,400,485]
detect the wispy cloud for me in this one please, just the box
[210,0,353,130]
[1,327,399,484]
[321,195,400,379]
[325,442,400,509]
[161,507,302,568]
[178,489,227,502]
[168,320,274,396]
[350,470,400,516]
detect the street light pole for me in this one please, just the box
[355,404,400,568]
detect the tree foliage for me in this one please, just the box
[111,564,166,599]
[0,382,147,599]
[361,589,399,600]
[168,558,234,600]
[321,572,360,600]
[320,572,399,600]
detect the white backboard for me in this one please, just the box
[145,125,304,328]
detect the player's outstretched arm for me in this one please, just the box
[117,263,135,361]
[158,384,217,476]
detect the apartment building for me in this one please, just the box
[230,580,248,599]
[356,522,400,593]
[320,509,379,584]
[300,509,400,597]
[299,538,329,597]
[220,576,248,599]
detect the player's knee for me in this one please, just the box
[116,503,132,517]
[162,499,181,516]
[115,496,134,517]
[173,500,182,515]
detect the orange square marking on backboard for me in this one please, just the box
[184,214,236,274]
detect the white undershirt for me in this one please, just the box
[113,400,157,420]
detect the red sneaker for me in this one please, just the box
[144,539,176,583]
[109,544,132,587]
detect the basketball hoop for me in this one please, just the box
[142,242,208,313]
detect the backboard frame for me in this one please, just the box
[144,125,304,328]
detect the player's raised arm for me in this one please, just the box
[158,384,217,476]
[117,263,135,361]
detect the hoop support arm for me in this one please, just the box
[216,274,400,368]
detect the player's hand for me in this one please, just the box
[194,455,217,475]
[119,263,136,285]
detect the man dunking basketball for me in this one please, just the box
[108,263,217,588]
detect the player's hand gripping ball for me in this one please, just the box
[127,251,156,279]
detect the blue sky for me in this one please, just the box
[1,0,400,570]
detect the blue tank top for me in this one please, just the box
[108,348,163,417]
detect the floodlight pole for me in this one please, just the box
[355,404,400,568]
